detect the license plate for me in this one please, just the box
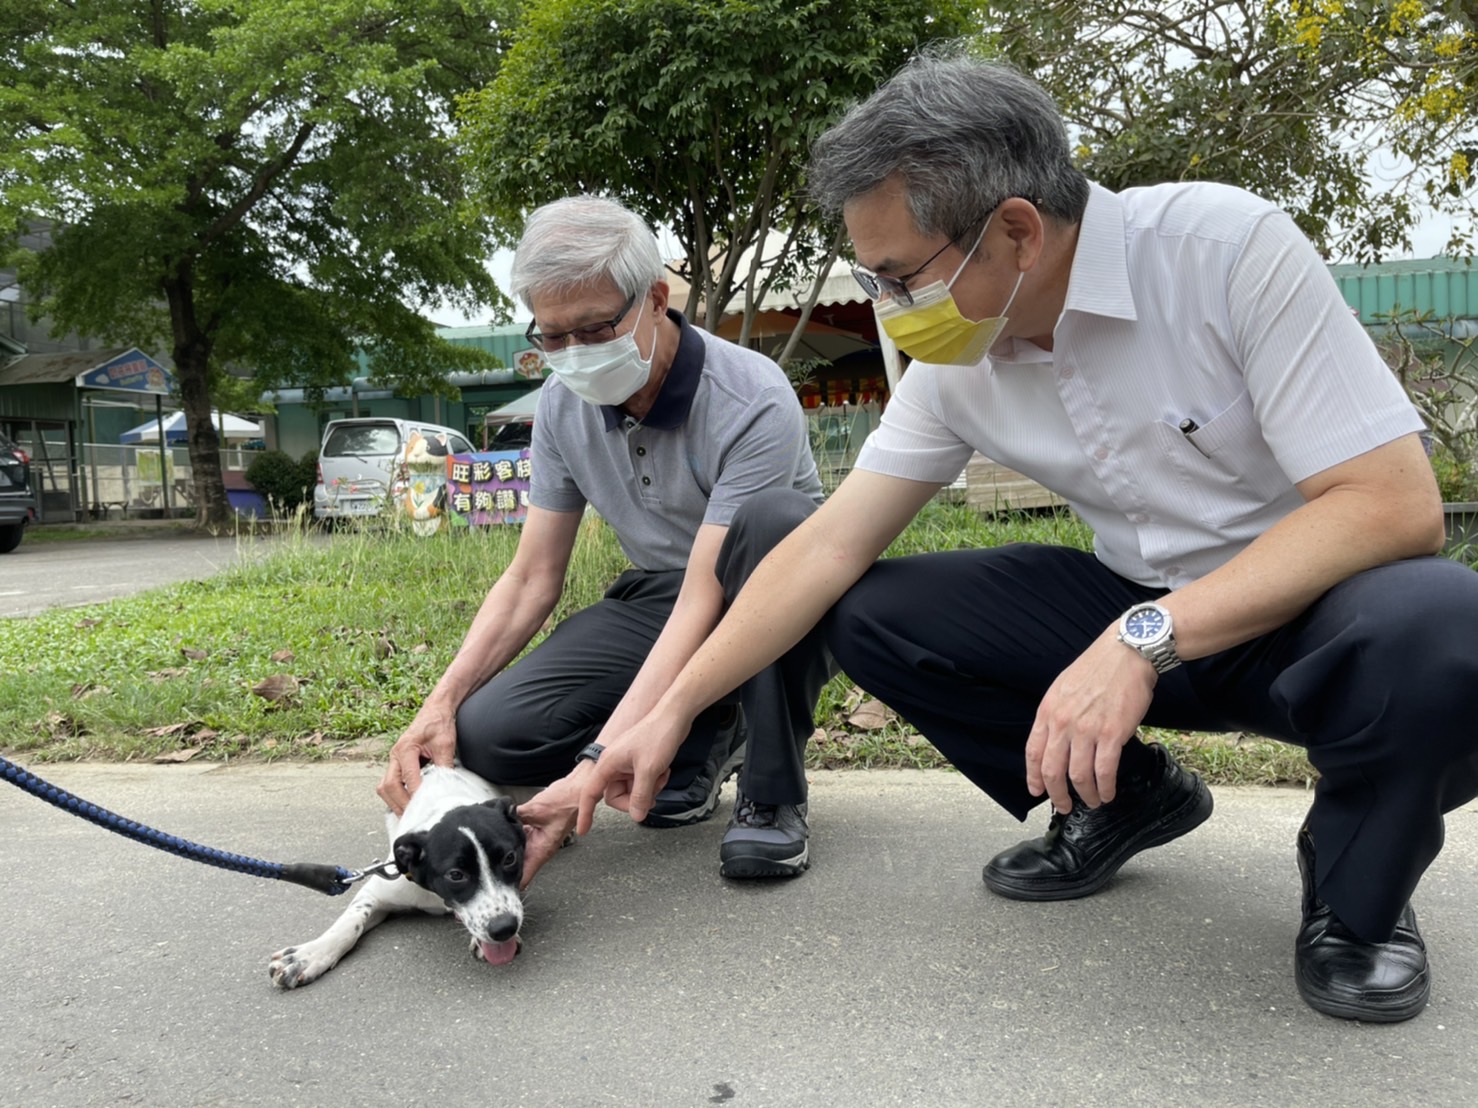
[343,498,379,515]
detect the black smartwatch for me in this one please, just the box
[575,742,604,765]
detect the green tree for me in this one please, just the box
[979,1,1474,261]
[0,0,515,526]
[460,0,970,352]
[1281,0,1476,256]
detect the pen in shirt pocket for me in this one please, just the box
[1179,417,1211,457]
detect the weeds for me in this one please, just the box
[1,507,1316,787]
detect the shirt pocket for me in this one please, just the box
[1153,388,1294,525]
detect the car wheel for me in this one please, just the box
[0,522,24,554]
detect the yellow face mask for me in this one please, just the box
[873,217,1024,367]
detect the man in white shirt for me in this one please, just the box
[574,52,1478,1023]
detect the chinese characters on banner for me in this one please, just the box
[445,449,532,526]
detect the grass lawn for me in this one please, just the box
[0,502,1318,790]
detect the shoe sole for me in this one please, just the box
[639,747,746,829]
[1295,966,1431,1023]
[720,847,809,880]
[983,775,1214,901]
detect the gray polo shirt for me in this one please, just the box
[530,310,824,571]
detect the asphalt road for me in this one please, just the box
[2,764,1474,1107]
[0,532,292,618]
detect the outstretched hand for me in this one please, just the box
[516,778,583,888]
[575,712,690,834]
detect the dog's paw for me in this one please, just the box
[269,942,339,990]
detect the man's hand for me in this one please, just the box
[515,774,587,887]
[1025,627,1158,814]
[376,707,458,815]
[575,712,690,834]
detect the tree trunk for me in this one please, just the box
[162,271,233,528]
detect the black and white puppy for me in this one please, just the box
[269,766,531,989]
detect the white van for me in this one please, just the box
[313,417,474,521]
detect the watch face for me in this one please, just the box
[1123,605,1168,644]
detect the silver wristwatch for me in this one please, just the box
[1117,602,1182,674]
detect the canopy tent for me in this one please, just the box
[714,310,876,365]
[483,385,543,427]
[120,409,262,444]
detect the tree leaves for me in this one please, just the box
[0,0,515,524]
[981,0,1475,260]
[460,0,972,333]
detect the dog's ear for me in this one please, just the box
[392,831,429,882]
[483,797,526,841]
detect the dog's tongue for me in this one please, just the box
[479,939,518,966]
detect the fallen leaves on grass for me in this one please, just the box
[846,697,895,731]
[153,748,200,764]
[43,711,84,738]
[143,722,193,738]
[251,673,301,702]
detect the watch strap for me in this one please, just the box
[575,742,604,765]
[1138,638,1182,674]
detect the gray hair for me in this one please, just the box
[808,48,1089,237]
[510,195,664,310]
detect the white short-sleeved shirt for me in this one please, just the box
[855,181,1423,588]
[531,310,824,572]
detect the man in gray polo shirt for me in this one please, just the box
[377,195,829,883]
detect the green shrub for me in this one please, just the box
[245,449,318,515]
[1429,444,1473,502]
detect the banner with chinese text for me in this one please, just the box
[445,449,531,526]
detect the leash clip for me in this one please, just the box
[343,858,400,885]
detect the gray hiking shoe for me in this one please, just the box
[642,707,747,829]
[719,790,809,879]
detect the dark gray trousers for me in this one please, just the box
[824,542,1478,944]
[456,490,832,805]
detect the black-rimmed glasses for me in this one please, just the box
[526,293,638,352]
[850,237,959,306]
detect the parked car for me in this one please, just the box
[313,417,474,522]
[0,429,36,554]
[486,417,533,451]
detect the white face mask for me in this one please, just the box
[544,298,653,406]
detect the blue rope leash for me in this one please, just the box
[1,753,357,895]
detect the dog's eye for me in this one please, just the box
[446,869,468,884]
[501,851,518,869]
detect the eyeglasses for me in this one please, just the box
[850,237,959,307]
[526,293,638,352]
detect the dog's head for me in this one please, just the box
[392,796,525,965]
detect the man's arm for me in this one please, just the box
[376,506,582,813]
[574,469,941,833]
[600,523,730,738]
[1027,432,1444,813]
[517,523,732,881]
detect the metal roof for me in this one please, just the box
[0,347,134,386]
[1329,256,1478,321]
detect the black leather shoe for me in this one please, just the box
[1294,826,1430,1022]
[982,742,1212,900]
